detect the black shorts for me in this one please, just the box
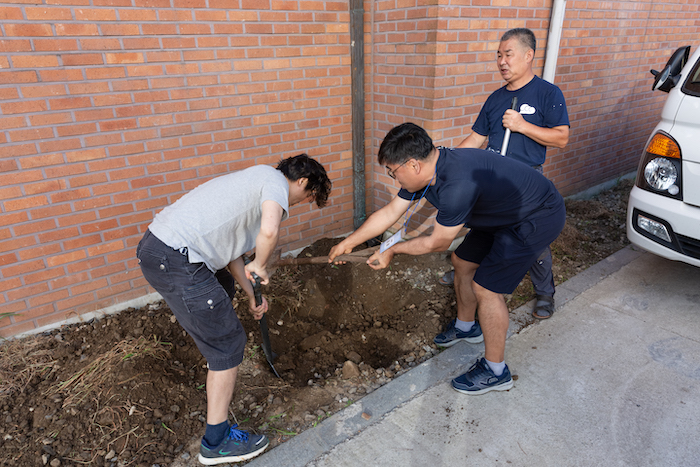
[136,230,246,371]
[454,203,566,294]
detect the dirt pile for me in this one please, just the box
[0,179,633,467]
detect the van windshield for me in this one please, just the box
[682,55,700,96]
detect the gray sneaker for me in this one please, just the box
[433,319,484,347]
[198,424,269,465]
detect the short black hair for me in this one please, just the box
[377,122,434,166]
[276,154,332,208]
[501,28,536,53]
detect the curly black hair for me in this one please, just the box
[276,154,332,208]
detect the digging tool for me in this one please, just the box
[251,273,281,378]
[500,96,519,156]
[272,245,380,267]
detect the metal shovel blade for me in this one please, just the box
[258,314,280,378]
[251,273,281,378]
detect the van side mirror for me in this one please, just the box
[651,46,691,92]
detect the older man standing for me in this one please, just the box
[440,28,569,322]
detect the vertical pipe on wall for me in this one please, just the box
[542,0,566,83]
[350,0,366,229]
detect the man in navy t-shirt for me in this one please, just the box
[442,27,570,321]
[329,123,566,395]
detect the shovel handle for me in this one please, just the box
[500,96,518,156]
[251,273,263,307]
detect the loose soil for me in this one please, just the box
[0,179,633,467]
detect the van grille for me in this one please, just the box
[677,233,700,260]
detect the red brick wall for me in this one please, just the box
[1,0,699,337]
[0,0,355,337]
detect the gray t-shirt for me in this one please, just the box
[149,165,289,271]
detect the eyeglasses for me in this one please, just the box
[386,160,410,179]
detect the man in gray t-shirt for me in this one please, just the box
[136,154,331,465]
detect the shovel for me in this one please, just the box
[250,273,281,378]
[272,245,380,266]
[500,96,518,156]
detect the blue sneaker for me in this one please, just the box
[433,319,484,347]
[452,358,513,395]
[198,424,269,465]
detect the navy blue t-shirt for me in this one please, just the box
[398,147,562,231]
[473,75,569,167]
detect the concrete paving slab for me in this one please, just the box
[554,246,644,306]
[583,252,700,339]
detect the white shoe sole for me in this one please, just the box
[434,334,484,347]
[452,379,514,395]
[198,442,268,465]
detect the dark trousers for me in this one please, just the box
[136,230,246,371]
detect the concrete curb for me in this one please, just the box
[245,245,645,467]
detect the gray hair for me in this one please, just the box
[501,28,536,53]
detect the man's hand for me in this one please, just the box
[245,262,269,285]
[328,240,354,264]
[501,112,569,149]
[249,295,268,320]
[366,249,393,270]
[502,109,526,133]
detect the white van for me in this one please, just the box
[626,45,700,267]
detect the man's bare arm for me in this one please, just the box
[329,195,412,262]
[245,199,283,284]
[503,110,569,149]
[366,220,464,270]
[456,132,488,149]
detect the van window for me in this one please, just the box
[682,57,700,96]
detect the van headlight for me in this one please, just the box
[643,158,678,194]
[636,132,682,199]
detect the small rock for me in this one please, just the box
[170,315,177,323]
[106,449,116,460]
[346,351,362,364]
[41,445,55,457]
[50,459,61,467]
[342,361,360,379]
[361,412,371,420]
[41,454,50,465]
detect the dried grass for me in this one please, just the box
[46,335,170,408]
[0,336,57,401]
